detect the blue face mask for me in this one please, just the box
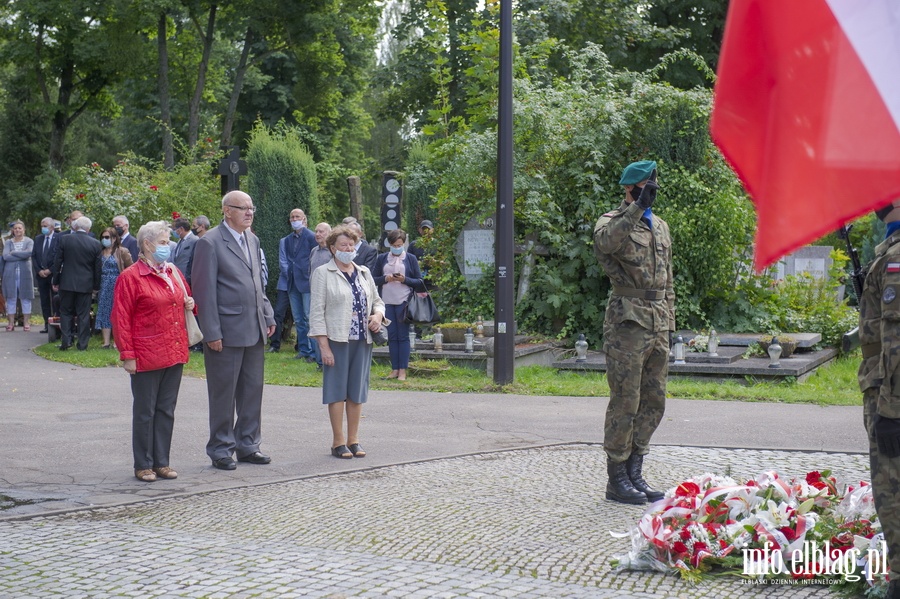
[390,246,404,256]
[334,250,357,265]
[101,238,112,248]
[291,220,305,231]
[152,244,171,263]
[41,227,50,235]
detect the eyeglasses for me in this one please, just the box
[226,205,256,213]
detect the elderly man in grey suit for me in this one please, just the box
[171,217,198,284]
[192,191,276,470]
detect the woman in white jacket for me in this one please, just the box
[309,224,385,459]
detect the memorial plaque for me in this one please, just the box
[455,215,495,281]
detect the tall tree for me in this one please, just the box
[1,0,140,172]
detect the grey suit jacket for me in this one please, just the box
[172,232,198,284]
[191,222,274,346]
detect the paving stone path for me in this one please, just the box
[0,444,869,598]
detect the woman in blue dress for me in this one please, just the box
[95,226,133,348]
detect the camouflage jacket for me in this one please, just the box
[859,232,900,419]
[592,200,675,332]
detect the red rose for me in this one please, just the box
[806,471,822,484]
[680,529,691,541]
[778,526,796,541]
[672,541,688,554]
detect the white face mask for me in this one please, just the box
[334,250,357,265]
[291,220,304,231]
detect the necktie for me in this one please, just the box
[240,235,251,263]
[43,236,50,263]
[174,238,183,259]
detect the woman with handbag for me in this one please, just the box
[309,225,385,459]
[373,229,426,382]
[95,227,134,348]
[112,221,194,482]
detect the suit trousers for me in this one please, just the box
[204,337,266,461]
[131,364,183,470]
[59,290,92,349]
[36,276,53,321]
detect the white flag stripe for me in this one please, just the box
[826,0,900,132]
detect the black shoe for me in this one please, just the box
[606,459,648,505]
[58,344,70,351]
[304,356,316,363]
[39,328,48,333]
[625,454,665,502]
[266,346,279,353]
[212,457,236,470]
[237,451,271,465]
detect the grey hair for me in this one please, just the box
[194,215,210,228]
[113,215,128,225]
[136,220,170,255]
[72,216,92,232]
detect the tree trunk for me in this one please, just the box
[48,60,76,173]
[188,4,217,152]
[221,27,253,147]
[158,13,174,169]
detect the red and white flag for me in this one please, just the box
[710,0,900,270]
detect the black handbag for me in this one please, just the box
[404,292,440,324]
[371,325,389,346]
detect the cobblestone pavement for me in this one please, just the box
[0,444,869,598]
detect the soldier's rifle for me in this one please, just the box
[838,223,865,353]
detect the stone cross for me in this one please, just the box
[217,146,247,194]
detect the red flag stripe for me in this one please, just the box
[711,0,900,270]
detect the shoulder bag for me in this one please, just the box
[404,291,440,325]
[173,270,204,346]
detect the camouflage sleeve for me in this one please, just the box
[593,201,643,256]
[877,258,900,418]
[666,228,675,331]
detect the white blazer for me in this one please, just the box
[309,259,386,344]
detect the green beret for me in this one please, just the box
[619,160,657,185]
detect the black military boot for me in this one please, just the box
[606,459,648,505]
[625,454,664,502]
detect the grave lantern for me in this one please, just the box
[708,329,719,357]
[768,337,782,368]
[575,334,588,362]
[674,335,686,364]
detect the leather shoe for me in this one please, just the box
[237,451,271,465]
[212,457,236,470]
[266,346,279,353]
[39,328,48,333]
[58,344,70,351]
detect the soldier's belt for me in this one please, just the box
[861,342,882,359]
[611,286,666,300]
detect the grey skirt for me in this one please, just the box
[322,339,373,405]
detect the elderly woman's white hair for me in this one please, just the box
[72,216,92,232]
[136,221,171,256]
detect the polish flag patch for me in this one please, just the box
[887,263,900,273]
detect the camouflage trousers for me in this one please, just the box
[864,388,900,574]
[602,320,668,464]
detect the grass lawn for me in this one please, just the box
[31,336,863,407]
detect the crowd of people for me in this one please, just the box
[0,197,434,481]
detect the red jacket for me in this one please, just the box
[112,260,193,372]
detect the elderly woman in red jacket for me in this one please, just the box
[112,220,195,483]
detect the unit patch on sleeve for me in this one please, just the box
[884,286,897,304]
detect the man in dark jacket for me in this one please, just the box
[269,209,317,358]
[52,216,101,351]
[32,217,60,332]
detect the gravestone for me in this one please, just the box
[455,215,495,281]
[772,246,833,280]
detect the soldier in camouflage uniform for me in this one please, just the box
[593,160,675,505]
[859,201,900,595]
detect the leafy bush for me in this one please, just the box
[409,45,756,347]
[51,156,220,232]
[245,122,319,299]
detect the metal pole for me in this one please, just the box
[494,0,514,385]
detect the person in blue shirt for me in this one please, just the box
[269,209,318,359]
